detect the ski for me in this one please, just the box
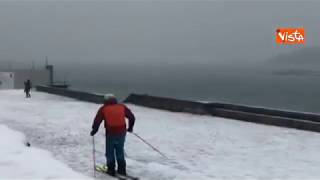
[95,165,124,180]
[95,164,139,180]
[116,174,139,180]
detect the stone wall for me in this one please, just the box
[35,86,320,133]
[124,94,320,133]
[36,85,104,104]
[124,94,207,114]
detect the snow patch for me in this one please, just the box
[0,124,90,179]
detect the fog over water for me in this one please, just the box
[1,1,320,113]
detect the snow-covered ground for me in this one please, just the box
[1,90,320,179]
[0,124,90,179]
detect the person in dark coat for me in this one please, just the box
[24,79,32,98]
[90,94,135,176]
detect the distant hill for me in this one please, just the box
[272,69,320,77]
[265,47,320,77]
[267,47,320,66]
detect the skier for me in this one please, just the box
[90,94,135,176]
[24,79,32,98]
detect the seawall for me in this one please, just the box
[36,85,320,133]
[36,85,104,103]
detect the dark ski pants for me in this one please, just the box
[105,133,126,173]
[25,90,31,98]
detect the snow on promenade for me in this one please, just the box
[0,124,90,179]
[1,90,320,179]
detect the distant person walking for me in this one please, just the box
[24,79,32,98]
[90,94,135,176]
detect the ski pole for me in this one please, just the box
[92,136,96,178]
[132,132,168,159]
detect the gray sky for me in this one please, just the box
[0,1,319,80]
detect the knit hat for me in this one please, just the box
[104,93,116,101]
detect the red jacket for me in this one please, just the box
[92,100,135,135]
